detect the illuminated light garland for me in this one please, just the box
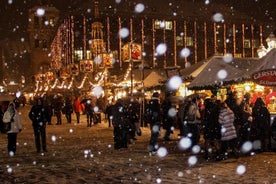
[39,85,43,91]
[34,81,40,92]
[77,74,88,89]
[51,79,59,89]
[44,85,49,91]
[67,77,74,89]
[57,80,65,89]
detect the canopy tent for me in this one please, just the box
[143,69,167,88]
[187,56,259,90]
[251,48,276,86]
[180,58,209,80]
[117,68,167,89]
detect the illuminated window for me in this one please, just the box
[187,37,193,46]
[74,50,83,60]
[49,17,55,27]
[176,36,183,46]
[244,39,251,48]
[154,20,173,30]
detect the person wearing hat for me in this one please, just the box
[2,102,22,155]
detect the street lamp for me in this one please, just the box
[257,32,276,58]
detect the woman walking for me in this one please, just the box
[2,102,22,155]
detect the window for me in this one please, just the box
[49,17,55,27]
[244,39,251,48]
[154,20,173,30]
[186,37,193,46]
[176,36,183,46]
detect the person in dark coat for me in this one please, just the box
[251,97,271,152]
[161,95,175,141]
[28,98,49,153]
[53,96,63,125]
[147,92,162,153]
[238,101,252,150]
[111,99,128,149]
[126,98,140,141]
[63,97,73,123]
[84,99,94,127]
[202,97,221,160]
[105,101,114,127]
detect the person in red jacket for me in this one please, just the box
[73,96,82,124]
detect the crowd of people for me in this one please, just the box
[0,90,274,161]
[143,90,274,161]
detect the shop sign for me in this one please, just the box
[122,43,142,62]
[252,69,276,86]
[80,60,93,72]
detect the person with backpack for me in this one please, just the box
[3,102,22,155]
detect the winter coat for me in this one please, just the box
[73,98,82,113]
[162,99,175,129]
[219,107,237,141]
[202,99,221,140]
[252,103,270,131]
[111,101,127,128]
[29,105,49,126]
[3,103,22,133]
[147,97,161,125]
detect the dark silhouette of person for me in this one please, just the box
[111,99,128,149]
[29,98,49,153]
[147,92,161,153]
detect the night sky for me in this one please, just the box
[0,0,275,40]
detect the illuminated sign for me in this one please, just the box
[252,69,276,86]
[122,43,142,62]
[80,60,93,72]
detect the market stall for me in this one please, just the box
[186,55,259,92]
[250,49,276,150]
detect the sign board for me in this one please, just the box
[80,60,93,72]
[122,43,142,62]
[252,69,276,86]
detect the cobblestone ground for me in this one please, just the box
[0,105,275,184]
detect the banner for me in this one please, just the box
[80,60,93,72]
